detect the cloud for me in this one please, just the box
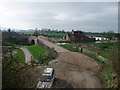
[0,2,118,33]
[53,13,70,20]
[1,0,119,2]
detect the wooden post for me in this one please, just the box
[81,47,83,52]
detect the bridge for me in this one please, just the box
[28,35,49,45]
[28,36,38,45]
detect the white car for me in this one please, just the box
[36,68,55,88]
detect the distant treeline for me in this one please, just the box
[39,28,66,34]
[19,28,67,34]
[2,28,120,39]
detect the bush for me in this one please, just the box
[3,50,31,88]
[109,42,120,88]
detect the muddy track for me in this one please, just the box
[37,38,102,88]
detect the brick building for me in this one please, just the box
[66,30,95,43]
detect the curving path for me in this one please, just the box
[20,47,33,64]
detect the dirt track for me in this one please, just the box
[37,38,102,88]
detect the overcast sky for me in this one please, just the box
[0,1,118,33]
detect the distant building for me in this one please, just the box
[66,30,95,43]
[93,37,109,41]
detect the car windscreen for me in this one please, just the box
[40,75,52,82]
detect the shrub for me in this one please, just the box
[109,42,120,88]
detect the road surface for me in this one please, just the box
[37,38,102,88]
[20,47,33,64]
[38,38,69,53]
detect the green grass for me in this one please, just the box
[13,49,25,62]
[101,63,117,88]
[43,33,67,36]
[85,33,105,37]
[60,42,114,48]
[18,32,34,35]
[25,45,46,60]
[25,44,58,64]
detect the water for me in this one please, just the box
[95,41,102,43]
[57,43,67,45]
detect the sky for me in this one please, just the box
[0,0,119,33]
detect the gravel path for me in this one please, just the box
[37,38,102,88]
[20,47,33,64]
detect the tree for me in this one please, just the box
[33,29,40,37]
[105,31,115,40]
[62,29,65,33]
[8,28,11,32]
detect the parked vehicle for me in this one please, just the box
[36,68,55,88]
